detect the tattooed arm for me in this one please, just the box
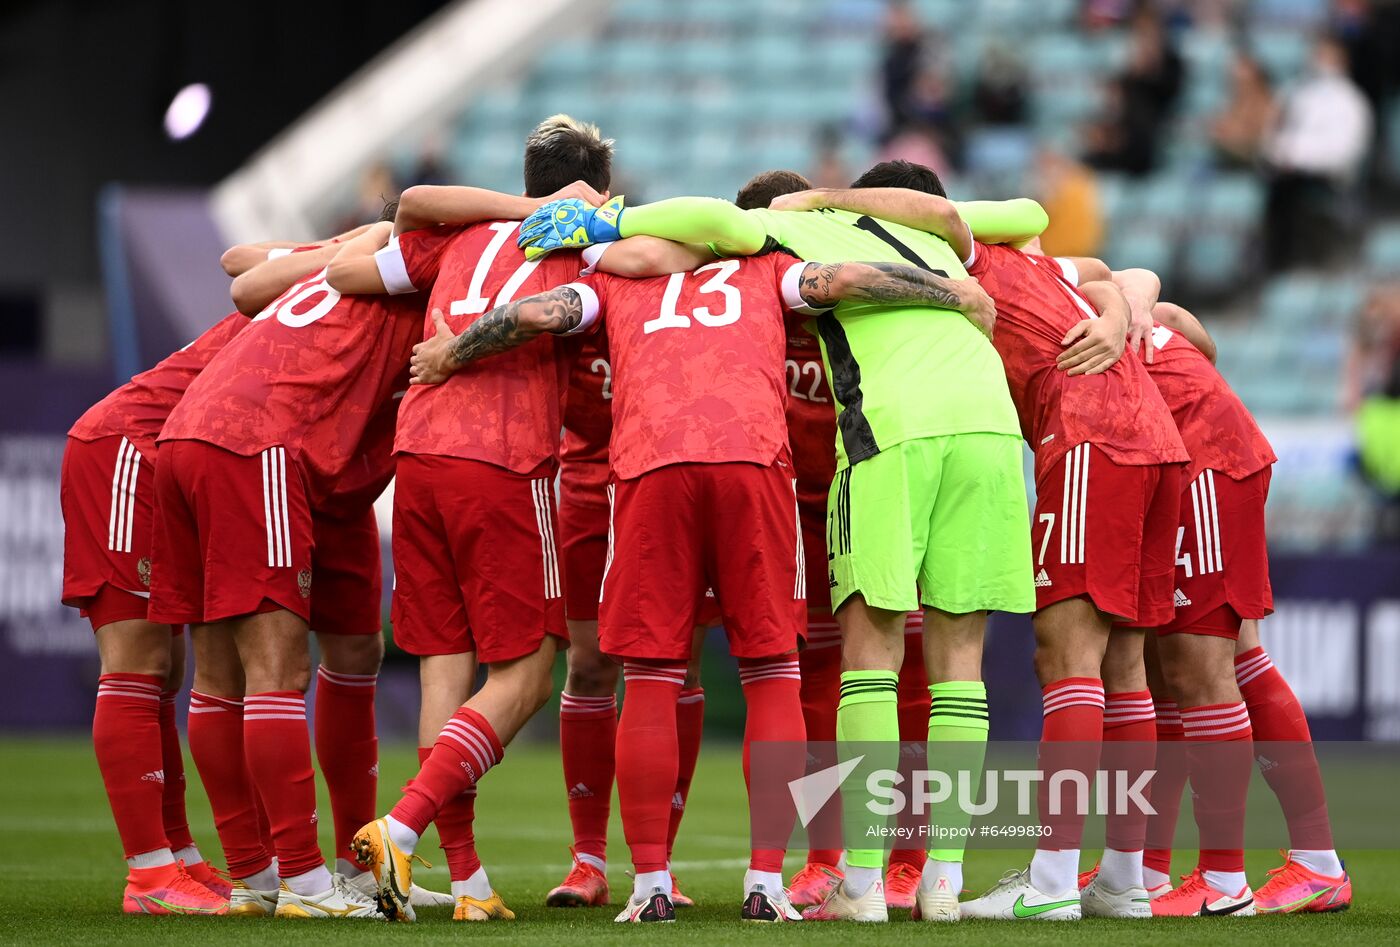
[409,286,585,385]
[797,261,999,338]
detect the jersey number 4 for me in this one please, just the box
[643,260,743,334]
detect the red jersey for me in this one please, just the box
[1142,323,1276,481]
[68,313,247,458]
[317,372,407,517]
[559,334,614,503]
[159,268,425,505]
[569,254,820,480]
[384,221,587,473]
[785,328,837,511]
[967,243,1188,479]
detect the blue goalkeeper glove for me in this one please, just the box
[518,196,626,260]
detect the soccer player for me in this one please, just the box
[149,220,429,919]
[731,171,940,912]
[392,241,996,923]
[779,172,1191,921]
[519,179,1042,922]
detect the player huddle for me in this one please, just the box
[61,114,1351,925]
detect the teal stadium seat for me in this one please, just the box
[1108,227,1174,276]
[1181,231,1246,293]
[1365,223,1400,273]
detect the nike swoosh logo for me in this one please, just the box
[1012,894,1079,918]
[1201,897,1253,916]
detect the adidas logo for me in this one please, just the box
[1034,568,1052,588]
[671,792,685,811]
[368,762,379,777]
[1257,754,1278,773]
[140,769,165,784]
[568,782,593,800]
[1174,588,1192,607]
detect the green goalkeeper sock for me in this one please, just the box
[926,680,989,863]
[837,670,900,871]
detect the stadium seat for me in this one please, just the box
[1365,223,1400,273]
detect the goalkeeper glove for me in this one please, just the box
[518,196,626,260]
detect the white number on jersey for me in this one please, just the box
[591,357,613,400]
[785,359,828,402]
[643,259,744,334]
[450,221,541,316]
[254,270,341,328]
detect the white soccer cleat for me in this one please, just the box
[344,871,453,909]
[228,878,279,916]
[912,875,960,922]
[614,886,676,923]
[960,867,1081,921]
[273,874,385,919]
[1081,875,1152,918]
[802,877,888,922]
[741,884,802,922]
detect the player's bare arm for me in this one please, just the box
[230,243,340,315]
[594,236,715,277]
[1153,301,1219,364]
[323,221,395,294]
[773,188,975,260]
[395,181,608,235]
[409,287,584,385]
[1057,280,1130,376]
[797,261,997,337]
[1051,256,1159,362]
[219,223,377,276]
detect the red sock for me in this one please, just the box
[559,692,616,861]
[1235,647,1334,850]
[1182,702,1252,875]
[93,674,168,858]
[243,692,323,878]
[1036,677,1104,853]
[891,624,929,872]
[739,657,805,873]
[668,687,705,861]
[1144,698,1185,877]
[390,707,502,836]
[1102,690,1156,853]
[616,662,685,873]
[798,635,842,865]
[313,666,379,857]
[416,747,480,881]
[158,690,195,853]
[187,692,273,877]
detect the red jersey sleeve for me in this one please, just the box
[374,225,461,295]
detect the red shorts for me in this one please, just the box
[1158,466,1273,639]
[391,454,567,662]
[559,460,610,622]
[799,498,832,612]
[149,440,314,625]
[1032,443,1182,627]
[310,507,383,636]
[60,435,168,631]
[599,461,804,661]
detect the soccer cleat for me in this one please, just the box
[742,883,802,922]
[546,853,610,907]
[273,874,384,919]
[184,861,233,899]
[349,818,417,922]
[788,863,842,907]
[410,883,455,908]
[911,875,960,922]
[614,886,676,923]
[1150,870,1255,917]
[228,878,279,916]
[1080,874,1152,918]
[960,867,1081,920]
[802,877,888,922]
[454,891,515,921]
[884,861,921,910]
[1255,854,1351,914]
[1077,862,1098,890]
[122,863,230,915]
[670,876,695,908]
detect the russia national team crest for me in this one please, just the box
[137,557,152,588]
[297,568,313,599]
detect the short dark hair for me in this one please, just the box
[522,114,613,198]
[378,199,399,223]
[850,159,947,197]
[735,169,813,210]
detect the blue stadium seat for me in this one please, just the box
[1365,223,1400,273]
[1108,227,1175,276]
[1205,174,1265,224]
[1181,230,1247,292]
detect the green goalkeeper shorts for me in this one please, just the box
[826,433,1035,615]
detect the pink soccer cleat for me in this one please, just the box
[883,861,921,910]
[545,853,610,908]
[1255,854,1351,914]
[788,863,842,907]
[1150,869,1254,917]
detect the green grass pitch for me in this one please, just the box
[2,736,1395,944]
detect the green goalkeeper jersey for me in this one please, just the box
[742,207,1021,469]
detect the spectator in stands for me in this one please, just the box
[969,44,1028,127]
[1346,281,1400,541]
[1084,7,1183,175]
[1083,78,1157,175]
[810,123,851,189]
[1263,34,1374,269]
[1035,146,1104,257]
[1209,52,1278,168]
[879,0,924,139]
